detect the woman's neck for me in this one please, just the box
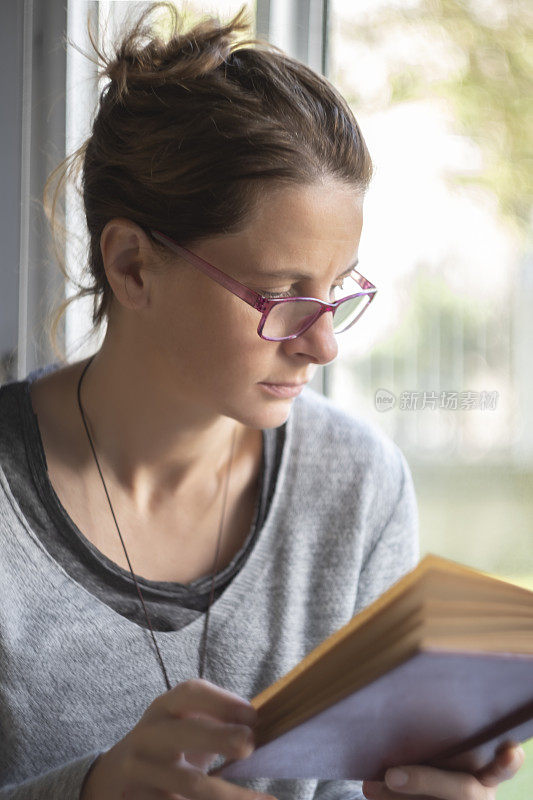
[31,346,252,516]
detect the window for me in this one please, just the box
[328,0,533,765]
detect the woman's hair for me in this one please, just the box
[45,1,374,360]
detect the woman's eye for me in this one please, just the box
[262,280,345,300]
[261,289,292,299]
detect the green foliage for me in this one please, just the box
[348,264,504,389]
[340,0,533,234]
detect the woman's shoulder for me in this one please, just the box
[288,386,418,569]
[0,376,25,456]
[292,384,406,478]
[0,360,65,403]
[0,360,67,469]
[1,359,65,392]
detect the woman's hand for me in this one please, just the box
[362,741,526,799]
[80,677,273,800]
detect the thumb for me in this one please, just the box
[475,743,525,788]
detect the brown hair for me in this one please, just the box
[45,1,374,360]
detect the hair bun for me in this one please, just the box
[94,1,254,103]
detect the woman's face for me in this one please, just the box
[119,179,364,430]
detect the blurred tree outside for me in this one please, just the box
[329,3,533,794]
[334,0,532,233]
[329,0,532,465]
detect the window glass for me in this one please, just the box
[327,4,532,792]
[327,2,533,594]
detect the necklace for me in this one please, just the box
[76,355,237,691]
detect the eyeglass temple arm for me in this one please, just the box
[151,229,376,305]
[150,230,267,311]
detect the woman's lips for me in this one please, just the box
[259,382,306,398]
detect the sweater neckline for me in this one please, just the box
[13,375,297,641]
[20,378,266,594]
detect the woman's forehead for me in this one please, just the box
[222,185,363,278]
[247,180,364,231]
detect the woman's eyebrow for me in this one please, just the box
[257,258,359,281]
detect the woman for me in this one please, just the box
[0,3,524,799]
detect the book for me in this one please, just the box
[209,553,533,781]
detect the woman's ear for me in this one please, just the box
[100,219,156,311]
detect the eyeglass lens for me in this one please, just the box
[262,294,371,340]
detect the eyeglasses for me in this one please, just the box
[149,229,377,341]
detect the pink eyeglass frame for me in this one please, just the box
[149,228,377,341]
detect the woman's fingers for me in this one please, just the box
[82,679,262,800]
[146,678,258,727]
[363,764,487,798]
[119,788,184,799]
[128,756,274,800]
[475,742,526,788]
[362,780,435,800]
[362,743,526,799]
[133,716,255,764]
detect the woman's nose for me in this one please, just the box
[286,308,339,365]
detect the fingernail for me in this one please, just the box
[386,768,409,788]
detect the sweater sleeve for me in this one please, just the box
[311,449,420,800]
[353,447,420,616]
[0,751,104,800]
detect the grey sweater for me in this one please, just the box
[0,364,419,800]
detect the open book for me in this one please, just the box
[210,554,533,781]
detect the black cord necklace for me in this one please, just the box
[76,355,237,690]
